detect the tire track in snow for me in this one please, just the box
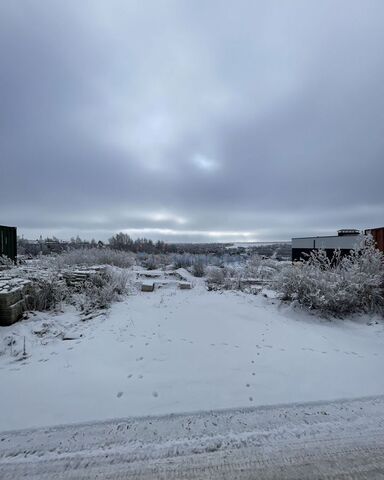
[1,395,384,479]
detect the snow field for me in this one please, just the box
[0,281,383,431]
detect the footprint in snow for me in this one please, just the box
[152,391,159,398]
[136,357,144,361]
[117,391,124,398]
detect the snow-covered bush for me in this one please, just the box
[172,254,193,269]
[192,260,205,277]
[276,236,384,317]
[23,264,132,314]
[46,248,136,269]
[139,254,168,270]
[245,255,282,281]
[205,265,242,290]
[206,266,226,285]
[26,274,69,311]
[0,255,14,266]
[73,267,131,313]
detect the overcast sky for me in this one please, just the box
[1,1,383,243]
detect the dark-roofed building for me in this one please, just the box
[292,229,361,262]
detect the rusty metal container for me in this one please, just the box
[365,227,384,252]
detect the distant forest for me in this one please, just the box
[18,232,291,259]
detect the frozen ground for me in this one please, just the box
[1,396,384,479]
[0,278,384,431]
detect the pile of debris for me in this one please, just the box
[62,266,107,288]
[0,277,31,326]
[135,267,193,292]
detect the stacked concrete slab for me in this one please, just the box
[63,266,107,287]
[0,278,30,326]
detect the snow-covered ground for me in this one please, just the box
[0,277,384,431]
[2,396,384,479]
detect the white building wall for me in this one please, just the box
[292,238,314,249]
[292,235,361,250]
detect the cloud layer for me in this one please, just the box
[1,0,383,242]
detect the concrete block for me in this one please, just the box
[0,298,26,326]
[141,281,155,292]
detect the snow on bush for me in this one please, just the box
[45,248,136,269]
[26,273,69,311]
[276,236,384,317]
[73,267,131,313]
[139,254,168,270]
[206,266,226,285]
[192,260,205,277]
[205,265,242,290]
[172,254,194,269]
[22,264,132,314]
[245,255,283,280]
[0,254,14,266]
[205,256,283,291]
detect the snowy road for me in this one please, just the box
[1,395,384,479]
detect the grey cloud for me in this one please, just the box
[1,0,384,242]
